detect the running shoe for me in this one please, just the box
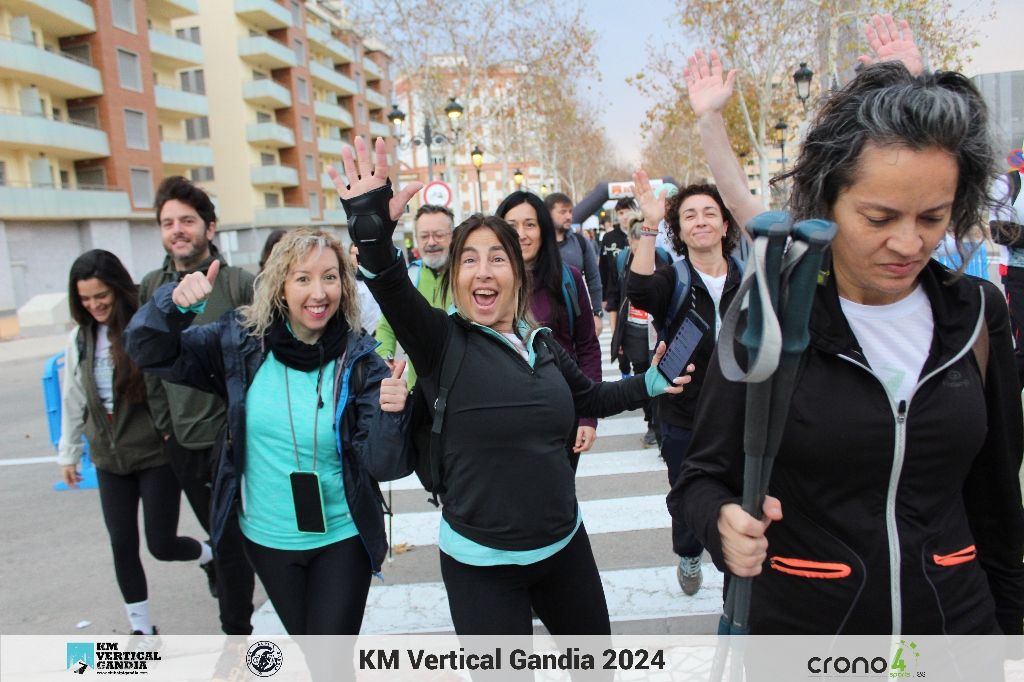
[126,627,162,652]
[200,557,218,599]
[677,556,703,596]
[642,426,658,447]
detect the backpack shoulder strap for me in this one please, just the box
[973,307,989,388]
[616,247,630,279]
[1010,171,1021,206]
[428,324,467,501]
[408,260,423,287]
[663,259,692,335]
[560,263,580,337]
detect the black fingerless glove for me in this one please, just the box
[340,180,400,274]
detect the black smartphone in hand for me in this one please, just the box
[658,309,710,383]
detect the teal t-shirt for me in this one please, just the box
[239,352,358,549]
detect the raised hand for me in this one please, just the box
[172,258,219,309]
[857,14,923,76]
[685,49,737,118]
[632,168,664,226]
[379,360,408,413]
[327,137,422,222]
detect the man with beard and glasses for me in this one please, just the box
[546,192,604,336]
[139,176,256,638]
[375,203,454,388]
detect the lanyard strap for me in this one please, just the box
[283,364,326,471]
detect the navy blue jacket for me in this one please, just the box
[125,282,412,573]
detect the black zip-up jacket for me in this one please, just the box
[671,262,1024,635]
[364,257,651,551]
[124,283,411,573]
[628,256,742,430]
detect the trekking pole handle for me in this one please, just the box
[780,219,838,354]
[740,212,791,354]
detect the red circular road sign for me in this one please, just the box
[422,181,453,207]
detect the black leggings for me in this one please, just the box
[243,534,372,635]
[96,464,201,604]
[440,523,611,635]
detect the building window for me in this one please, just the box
[265,192,280,208]
[293,39,305,65]
[290,1,302,26]
[301,116,313,142]
[76,167,106,189]
[69,105,99,128]
[308,191,319,216]
[60,170,71,189]
[130,168,153,207]
[357,102,366,124]
[297,77,309,104]
[261,152,275,166]
[180,69,205,95]
[185,116,209,140]
[355,72,362,91]
[117,49,142,91]
[190,167,214,182]
[175,26,201,44]
[123,109,148,149]
[0,161,6,186]
[305,154,316,180]
[62,43,91,65]
[112,0,136,32]
[253,70,267,80]
[256,111,272,124]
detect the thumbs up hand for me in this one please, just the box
[172,259,219,309]
[379,360,408,413]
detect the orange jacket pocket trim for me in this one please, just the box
[769,556,852,579]
[932,545,976,567]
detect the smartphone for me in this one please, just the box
[290,471,327,534]
[658,309,710,383]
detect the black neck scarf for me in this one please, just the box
[266,312,348,373]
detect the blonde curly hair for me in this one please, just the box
[239,228,361,338]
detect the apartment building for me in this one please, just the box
[0,0,393,333]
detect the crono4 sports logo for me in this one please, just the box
[807,640,923,678]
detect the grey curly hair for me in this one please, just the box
[778,62,998,257]
[238,228,360,338]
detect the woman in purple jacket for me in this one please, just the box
[497,191,603,469]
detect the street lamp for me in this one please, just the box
[793,62,813,110]
[470,145,484,212]
[773,118,789,172]
[513,168,524,189]
[388,96,466,183]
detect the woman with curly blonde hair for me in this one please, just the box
[126,227,412,635]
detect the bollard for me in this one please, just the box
[42,351,97,490]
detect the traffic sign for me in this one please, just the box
[423,181,453,207]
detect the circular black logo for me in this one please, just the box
[246,641,283,677]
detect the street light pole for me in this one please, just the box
[423,118,434,183]
[470,145,484,213]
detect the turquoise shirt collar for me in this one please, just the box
[446,305,549,368]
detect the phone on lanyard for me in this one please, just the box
[658,309,710,383]
[290,471,327,534]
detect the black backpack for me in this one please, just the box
[407,324,467,506]
[991,170,1023,247]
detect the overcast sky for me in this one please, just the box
[585,0,1024,167]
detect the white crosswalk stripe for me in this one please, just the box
[252,329,725,635]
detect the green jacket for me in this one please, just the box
[375,261,444,388]
[139,244,255,449]
[57,325,166,475]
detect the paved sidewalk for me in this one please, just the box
[0,331,69,364]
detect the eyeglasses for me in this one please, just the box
[416,231,450,242]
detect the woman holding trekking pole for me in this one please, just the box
[670,16,1024,635]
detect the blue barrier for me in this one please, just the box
[43,351,98,491]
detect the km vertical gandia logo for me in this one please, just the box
[66,643,95,674]
[807,639,924,678]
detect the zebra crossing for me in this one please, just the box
[252,329,724,635]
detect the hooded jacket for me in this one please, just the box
[125,282,411,572]
[671,262,1024,635]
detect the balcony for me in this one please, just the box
[0,184,132,220]
[309,61,356,96]
[148,0,199,20]
[368,121,391,138]
[320,170,336,190]
[254,206,311,226]
[154,85,208,118]
[238,35,297,70]
[246,122,295,148]
[317,137,351,159]
[250,164,299,187]
[4,0,95,36]
[363,57,383,81]
[235,0,292,31]
[0,110,108,159]
[306,23,353,64]
[365,88,386,110]
[161,140,214,169]
[242,79,291,108]
[321,207,347,225]
[0,37,102,98]
[149,29,203,69]
[314,100,353,128]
